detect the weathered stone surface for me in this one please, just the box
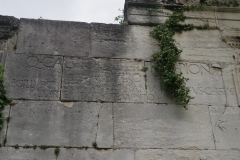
[179,48,236,63]
[0,15,19,40]
[0,106,10,145]
[90,24,159,59]
[113,103,214,149]
[58,149,134,160]
[96,104,113,148]
[0,147,56,160]
[127,14,168,25]
[217,12,240,21]
[7,101,113,147]
[174,29,230,49]
[61,58,146,102]
[217,20,240,30]
[233,64,240,106]
[209,106,240,149]
[178,62,227,105]
[16,18,90,56]
[0,52,7,68]
[222,65,238,107]
[4,54,62,100]
[136,149,240,160]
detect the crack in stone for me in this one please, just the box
[208,105,216,149]
[95,104,104,142]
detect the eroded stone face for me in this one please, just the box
[0,148,56,160]
[16,19,90,56]
[113,103,214,149]
[7,101,113,147]
[135,149,240,160]
[58,149,134,160]
[4,54,62,100]
[61,58,147,102]
[209,106,240,150]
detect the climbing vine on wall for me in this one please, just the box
[150,7,195,108]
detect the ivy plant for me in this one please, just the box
[151,7,196,108]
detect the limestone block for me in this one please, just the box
[0,106,10,145]
[233,64,240,105]
[174,29,230,49]
[0,148,56,160]
[113,103,214,149]
[222,65,238,107]
[96,104,113,148]
[127,14,168,25]
[58,149,134,160]
[61,58,147,102]
[90,24,159,60]
[183,18,217,28]
[7,101,113,147]
[179,48,236,63]
[177,62,227,105]
[217,12,240,21]
[210,106,240,149]
[136,149,240,160]
[184,10,216,19]
[16,18,90,56]
[217,20,240,30]
[4,54,62,100]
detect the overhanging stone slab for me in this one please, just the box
[16,18,90,56]
[61,58,146,102]
[4,54,62,100]
[0,148,56,160]
[113,103,214,149]
[209,106,240,149]
[58,149,134,160]
[7,101,113,147]
[136,149,240,160]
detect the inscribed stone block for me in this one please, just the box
[61,58,146,102]
[177,62,228,105]
[113,103,214,149]
[136,149,240,160]
[7,101,113,147]
[16,18,90,56]
[0,148,56,160]
[58,149,134,160]
[4,54,62,100]
[209,106,240,149]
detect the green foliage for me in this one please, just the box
[14,144,19,149]
[141,66,148,72]
[0,64,11,131]
[151,8,194,108]
[54,147,60,156]
[114,9,128,24]
[92,142,98,149]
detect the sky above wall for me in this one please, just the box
[0,0,125,24]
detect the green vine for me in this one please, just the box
[0,64,11,131]
[151,7,196,108]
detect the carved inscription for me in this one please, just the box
[61,57,146,102]
[146,61,236,105]
[5,54,62,100]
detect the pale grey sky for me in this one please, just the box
[0,0,125,24]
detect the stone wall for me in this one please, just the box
[0,1,240,159]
